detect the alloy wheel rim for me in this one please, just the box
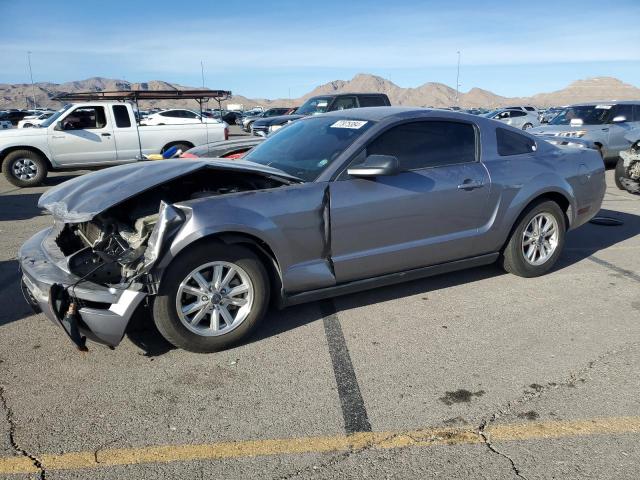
[176,261,254,337]
[522,213,559,266]
[12,158,38,180]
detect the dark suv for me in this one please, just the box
[251,93,390,136]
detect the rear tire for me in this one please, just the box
[153,243,270,353]
[614,157,626,190]
[500,200,566,278]
[2,149,48,187]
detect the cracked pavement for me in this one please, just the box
[0,155,639,478]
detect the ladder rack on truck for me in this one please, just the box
[52,89,233,119]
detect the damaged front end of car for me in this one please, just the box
[18,159,297,350]
[619,141,640,194]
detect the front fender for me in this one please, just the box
[153,183,332,293]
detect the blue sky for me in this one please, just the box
[1,0,639,99]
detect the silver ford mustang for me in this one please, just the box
[18,107,606,353]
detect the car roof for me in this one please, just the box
[570,100,640,106]
[318,106,491,123]
[310,93,388,99]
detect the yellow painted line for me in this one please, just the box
[1,417,640,474]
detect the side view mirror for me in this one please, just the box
[54,121,64,131]
[347,155,400,178]
[612,115,627,123]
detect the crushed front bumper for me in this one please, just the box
[18,227,147,348]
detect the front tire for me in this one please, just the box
[614,158,626,190]
[522,123,533,130]
[2,149,48,187]
[500,200,566,277]
[153,243,270,353]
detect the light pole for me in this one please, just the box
[200,60,205,88]
[455,50,461,106]
[27,51,37,109]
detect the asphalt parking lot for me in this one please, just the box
[0,145,639,478]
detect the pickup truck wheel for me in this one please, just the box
[153,243,270,353]
[501,200,566,278]
[614,158,626,190]
[2,150,48,187]
[522,123,533,130]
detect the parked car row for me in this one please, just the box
[251,93,391,136]
[0,108,56,127]
[530,101,640,165]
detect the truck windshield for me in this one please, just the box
[549,105,612,126]
[40,105,73,128]
[295,96,333,116]
[243,116,374,181]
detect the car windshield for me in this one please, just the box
[483,110,502,118]
[40,105,72,128]
[549,105,612,126]
[295,96,332,115]
[243,116,374,181]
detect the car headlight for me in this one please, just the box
[558,130,587,138]
[269,124,283,133]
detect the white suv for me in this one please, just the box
[142,109,222,126]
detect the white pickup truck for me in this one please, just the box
[0,101,228,187]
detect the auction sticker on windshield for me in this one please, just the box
[595,105,612,109]
[331,120,368,129]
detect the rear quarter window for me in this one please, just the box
[113,105,132,128]
[496,128,536,156]
[358,96,388,107]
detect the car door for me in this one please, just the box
[111,104,140,162]
[329,119,492,283]
[47,105,117,165]
[181,110,200,124]
[607,104,637,155]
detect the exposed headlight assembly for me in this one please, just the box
[139,201,185,274]
[269,124,283,133]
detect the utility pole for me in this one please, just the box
[200,60,205,88]
[455,50,461,106]
[27,51,36,109]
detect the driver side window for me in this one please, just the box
[62,106,106,130]
[347,120,477,173]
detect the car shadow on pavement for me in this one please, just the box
[125,308,177,357]
[122,266,506,356]
[43,174,82,186]
[556,208,640,268]
[250,264,506,345]
[0,259,35,326]
[0,193,44,221]
[123,207,640,355]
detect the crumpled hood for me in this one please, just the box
[39,158,300,222]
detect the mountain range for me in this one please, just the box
[2,74,639,110]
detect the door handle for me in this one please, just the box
[101,133,111,137]
[51,135,65,139]
[457,179,483,191]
